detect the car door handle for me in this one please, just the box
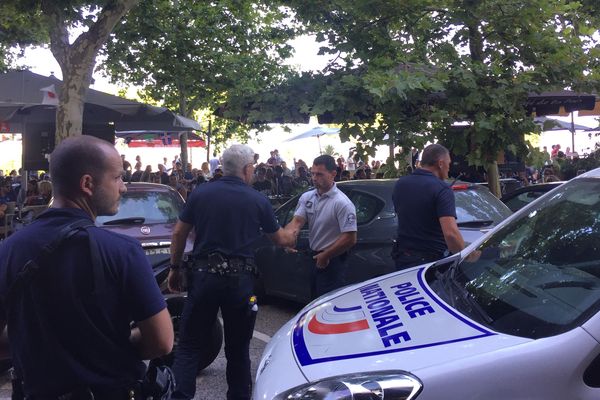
[376,211,396,220]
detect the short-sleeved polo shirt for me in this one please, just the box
[392,169,456,255]
[180,176,280,258]
[0,208,166,396]
[294,183,357,251]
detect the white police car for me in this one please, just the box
[254,167,600,399]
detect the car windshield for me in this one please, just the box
[454,187,512,225]
[432,178,600,339]
[96,190,183,225]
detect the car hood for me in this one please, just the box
[102,222,191,243]
[286,265,531,382]
[100,221,176,242]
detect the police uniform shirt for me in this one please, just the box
[392,168,456,255]
[294,183,357,252]
[181,175,279,258]
[0,208,166,396]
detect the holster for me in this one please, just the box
[140,362,176,400]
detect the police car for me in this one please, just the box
[254,167,600,399]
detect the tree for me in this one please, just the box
[100,0,297,162]
[1,0,139,143]
[284,0,600,196]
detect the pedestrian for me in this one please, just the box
[121,154,132,181]
[209,152,220,173]
[252,166,273,196]
[0,135,173,399]
[131,161,143,182]
[167,144,296,400]
[391,143,465,270]
[157,163,170,185]
[284,154,357,298]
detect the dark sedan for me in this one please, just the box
[500,181,565,212]
[254,179,512,304]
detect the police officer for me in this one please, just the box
[284,154,357,297]
[392,143,465,270]
[0,136,173,399]
[167,144,296,400]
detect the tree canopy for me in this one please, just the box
[0,0,139,142]
[100,0,298,146]
[271,0,600,193]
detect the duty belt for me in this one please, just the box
[25,384,143,400]
[190,253,255,275]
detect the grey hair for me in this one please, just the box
[420,143,449,166]
[222,144,255,176]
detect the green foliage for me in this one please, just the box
[0,0,48,71]
[322,144,338,156]
[525,142,549,170]
[563,145,600,179]
[100,0,298,143]
[283,0,600,166]
[0,1,126,70]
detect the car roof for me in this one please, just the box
[336,178,486,191]
[578,166,600,178]
[124,182,176,193]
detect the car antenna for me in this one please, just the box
[450,172,464,186]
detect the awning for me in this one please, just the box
[0,70,201,131]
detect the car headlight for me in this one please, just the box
[274,370,422,400]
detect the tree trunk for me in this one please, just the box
[43,0,140,145]
[177,88,190,171]
[55,61,94,142]
[486,160,501,198]
[180,132,189,172]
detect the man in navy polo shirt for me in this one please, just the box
[167,144,296,400]
[0,136,173,399]
[392,144,465,270]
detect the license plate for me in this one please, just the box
[145,248,171,256]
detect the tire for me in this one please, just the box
[197,318,223,371]
[157,295,223,373]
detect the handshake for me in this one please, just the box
[281,225,299,249]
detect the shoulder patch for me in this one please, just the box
[345,213,356,226]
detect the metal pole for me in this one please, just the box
[571,112,575,152]
[317,135,322,154]
[207,119,212,163]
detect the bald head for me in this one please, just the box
[49,135,116,197]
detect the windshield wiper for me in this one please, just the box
[441,262,493,325]
[457,219,494,228]
[102,217,146,225]
[450,279,494,324]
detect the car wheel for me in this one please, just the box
[156,295,223,373]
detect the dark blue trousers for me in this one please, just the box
[172,271,256,400]
[311,253,348,298]
[394,251,444,271]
